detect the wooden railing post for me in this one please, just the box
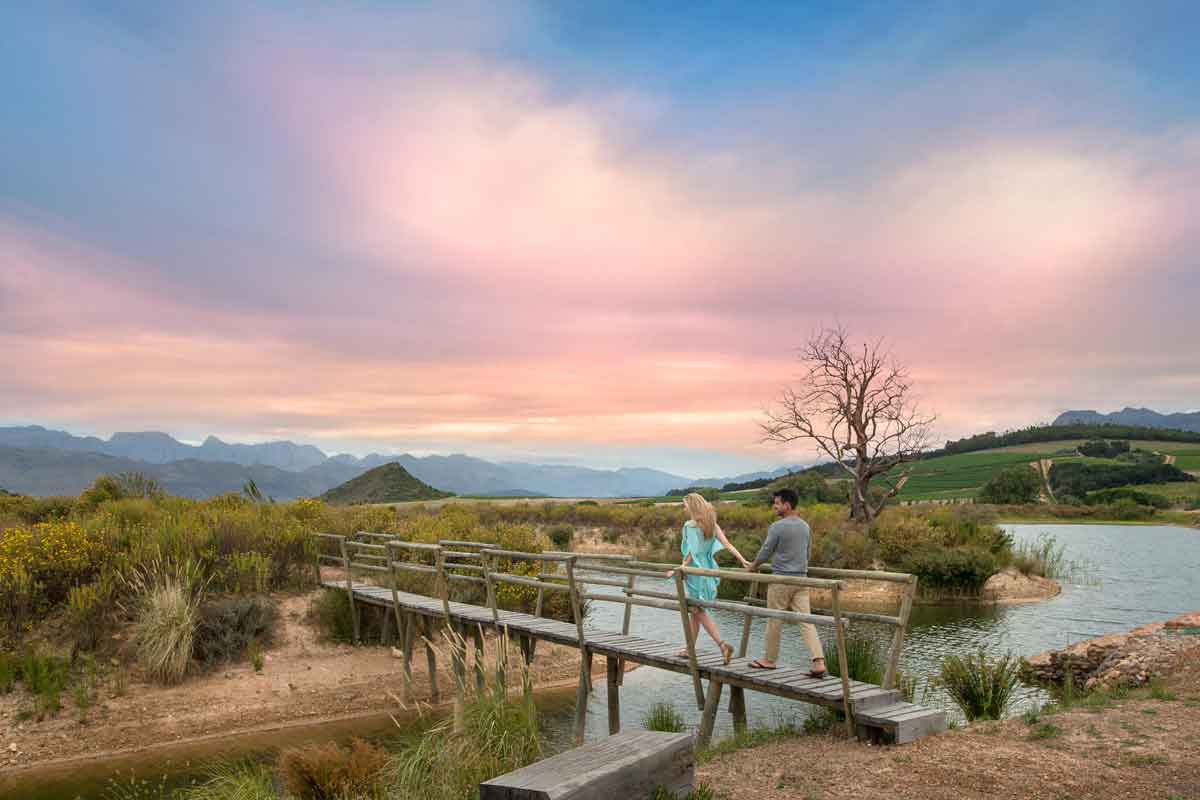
[883,575,917,691]
[830,584,855,738]
[674,570,704,709]
[483,550,500,624]
[340,537,360,644]
[436,546,466,733]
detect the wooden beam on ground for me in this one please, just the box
[479,731,694,800]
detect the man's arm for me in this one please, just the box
[748,524,779,572]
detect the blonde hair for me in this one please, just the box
[683,493,717,539]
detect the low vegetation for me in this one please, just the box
[937,649,1023,721]
[643,701,688,733]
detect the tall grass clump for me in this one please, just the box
[385,630,541,800]
[643,701,687,733]
[937,649,1022,721]
[128,560,207,685]
[1011,533,1067,580]
[825,630,885,685]
[175,762,278,800]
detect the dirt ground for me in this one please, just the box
[0,592,584,774]
[698,634,1200,799]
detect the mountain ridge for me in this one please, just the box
[0,425,792,499]
[1053,408,1200,434]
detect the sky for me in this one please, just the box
[2,1,1199,477]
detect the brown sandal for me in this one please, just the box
[719,641,734,665]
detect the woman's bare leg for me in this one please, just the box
[695,609,723,646]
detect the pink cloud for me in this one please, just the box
[4,9,1200,470]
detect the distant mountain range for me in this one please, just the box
[1053,408,1200,434]
[0,425,797,500]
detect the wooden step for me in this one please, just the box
[855,701,948,744]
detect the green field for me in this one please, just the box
[890,442,1199,502]
[890,450,1053,500]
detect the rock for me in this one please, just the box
[8,743,16,752]
[981,568,1060,603]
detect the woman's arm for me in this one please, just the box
[668,552,693,578]
[715,525,750,568]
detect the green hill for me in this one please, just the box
[888,439,1200,503]
[320,463,452,504]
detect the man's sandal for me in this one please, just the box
[749,659,776,669]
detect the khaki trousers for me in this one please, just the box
[763,583,825,665]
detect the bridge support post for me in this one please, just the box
[606,655,621,735]
[728,687,746,733]
[400,611,415,704]
[574,649,593,745]
[698,679,724,748]
[472,625,486,693]
[451,622,466,733]
[422,616,440,704]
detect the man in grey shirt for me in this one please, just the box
[747,488,827,676]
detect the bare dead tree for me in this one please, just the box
[761,325,936,523]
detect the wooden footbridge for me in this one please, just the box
[315,533,947,746]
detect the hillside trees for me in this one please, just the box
[761,325,935,523]
[977,465,1043,504]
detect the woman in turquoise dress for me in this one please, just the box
[668,493,750,664]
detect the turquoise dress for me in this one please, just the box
[681,521,724,601]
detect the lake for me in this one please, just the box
[7,522,1199,798]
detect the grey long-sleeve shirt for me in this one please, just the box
[754,516,811,576]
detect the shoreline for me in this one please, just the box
[0,592,590,778]
[0,675,587,781]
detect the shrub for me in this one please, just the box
[937,650,1022,721]
[643,701,687,732]
[1049,461,1194,496]
[309,589,356,644]
[1085,488,1170,509]
[20,650,70,718]
[870,512,945,564]
[977,465,1043,504]
[902,547,997,595]
[0,651,16,693]
[280,738,388,800]
[1077,440,1130,458]
[546,524,573,550]
[176,762,277,800]
[193,596,280,668]
[228,552,273,595]
[66,573,119,652]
